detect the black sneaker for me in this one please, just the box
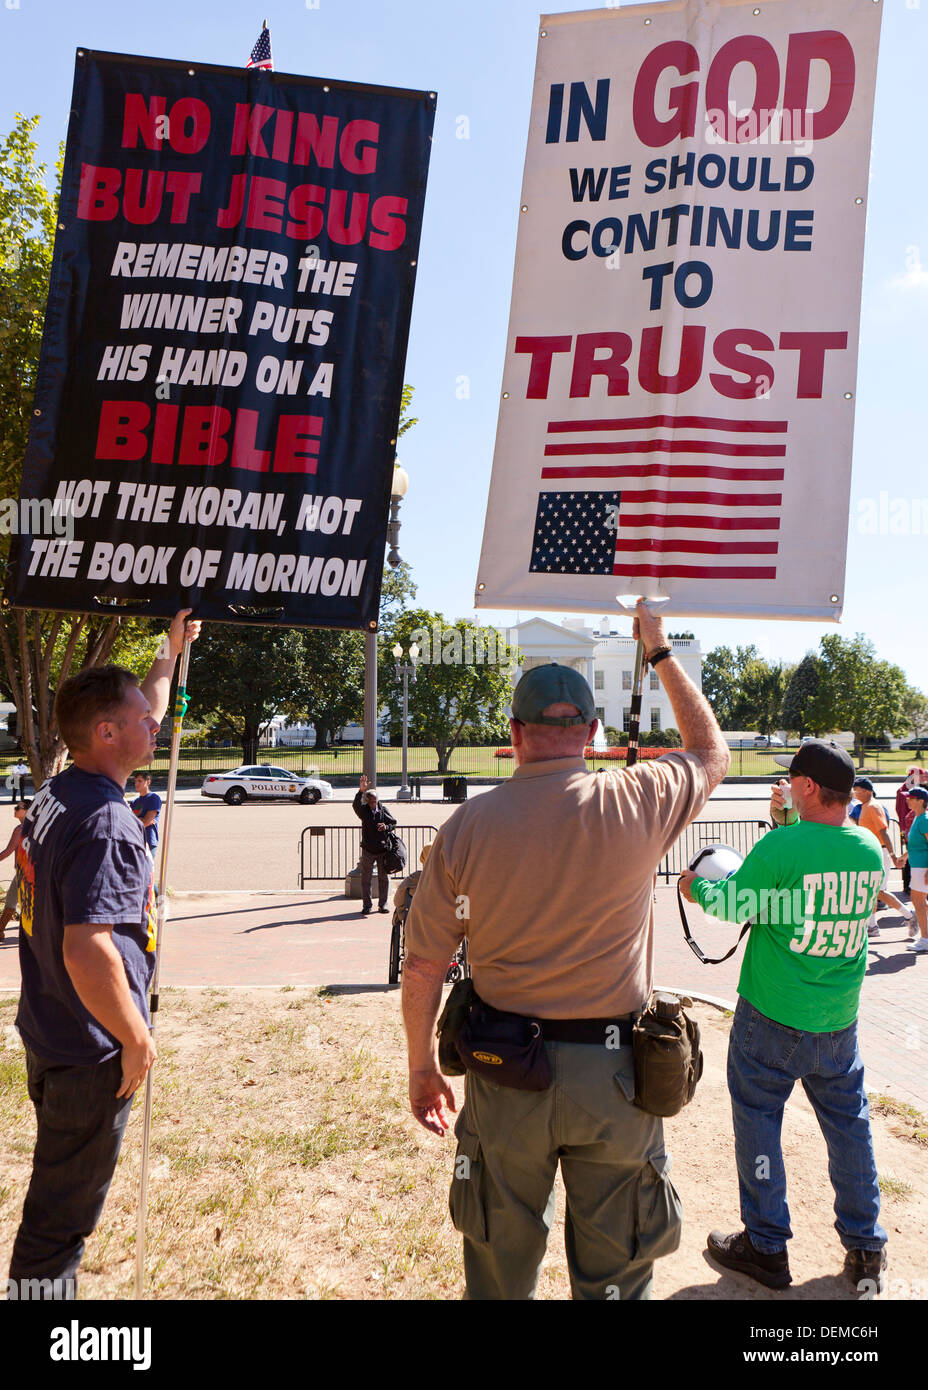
[706,1229,792,1289]
[844,1247,887,1297]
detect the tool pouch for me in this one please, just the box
[436,977,476,1076]
[632,993,703,1117]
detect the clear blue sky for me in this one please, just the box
[3,0,925,690]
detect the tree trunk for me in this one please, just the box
[436,745,452,775]
[242,728,259,765]
[0,609,122,789]
[314,723,332,750]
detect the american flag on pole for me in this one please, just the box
[537,414,786,581]
[247,24,273,71]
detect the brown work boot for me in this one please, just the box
[843,1247,887,1297]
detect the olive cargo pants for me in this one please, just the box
[449,1039,682,1300]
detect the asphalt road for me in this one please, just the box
[155,776,913,892]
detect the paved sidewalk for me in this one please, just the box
[1,884,924,1111]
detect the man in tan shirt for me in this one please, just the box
[402,601,729,1299]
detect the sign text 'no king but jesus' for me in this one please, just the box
[7,50,435,628]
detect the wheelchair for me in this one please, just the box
[389,886,468,985]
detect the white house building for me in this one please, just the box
[506,616,702,735]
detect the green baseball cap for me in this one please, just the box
[511,663,596,727]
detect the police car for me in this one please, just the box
[201,765,334,806]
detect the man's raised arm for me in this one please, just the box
[633,600,730,791]
[140,610,201,725]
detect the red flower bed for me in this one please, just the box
[494,748,515,758]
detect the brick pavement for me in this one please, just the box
[1,882,924,1111]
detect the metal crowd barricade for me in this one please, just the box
[656,820,773,882]
[298,824,441,886]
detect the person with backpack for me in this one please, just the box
[353,775,397,915]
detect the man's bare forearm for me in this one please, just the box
[657,658,730,789]
[401,951,447,1070]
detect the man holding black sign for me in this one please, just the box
[8,611,198,1300]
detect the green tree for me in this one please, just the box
[901,686,928,761]
[701,645,759,727]
[397,383,417,438]
[814,634,908,765]
[780,653,822,738]
[0,117,167,781]
[378,609,518,773]
[737,658,791,736]
[191,624,313,766]
[297,627,364,749]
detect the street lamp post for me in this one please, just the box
[393,642,419,801]
[349,463,409,899]
[362,462,409,784]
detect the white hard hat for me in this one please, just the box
[688,843,743,880]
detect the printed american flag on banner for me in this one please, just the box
[529,491,621,575]
[538,414,785,581]
[246,26,273,70]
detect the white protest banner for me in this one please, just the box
[475,0,881,620]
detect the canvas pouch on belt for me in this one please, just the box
[632,993,704,1118]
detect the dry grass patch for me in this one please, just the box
[0,986,485,1300]
[3,994,928,1301]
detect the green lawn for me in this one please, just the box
[1,744,922,786]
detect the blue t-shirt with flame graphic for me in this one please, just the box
[16,765,156,1066]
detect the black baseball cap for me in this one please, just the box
[786,739,855,794]
[853,777,875,793]
[511,663,596,726]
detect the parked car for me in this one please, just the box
[201,765,334,806]
[753,735,785,747]
[900,738,928,751]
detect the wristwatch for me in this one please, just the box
[647,646,673,666]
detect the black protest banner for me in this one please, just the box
[6,49,435,628]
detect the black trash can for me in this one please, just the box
[443,775,467,803]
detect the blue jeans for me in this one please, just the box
[727,998,886,1255]
[9,1046,134,1298]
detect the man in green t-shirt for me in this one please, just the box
[679,739,887,1295]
